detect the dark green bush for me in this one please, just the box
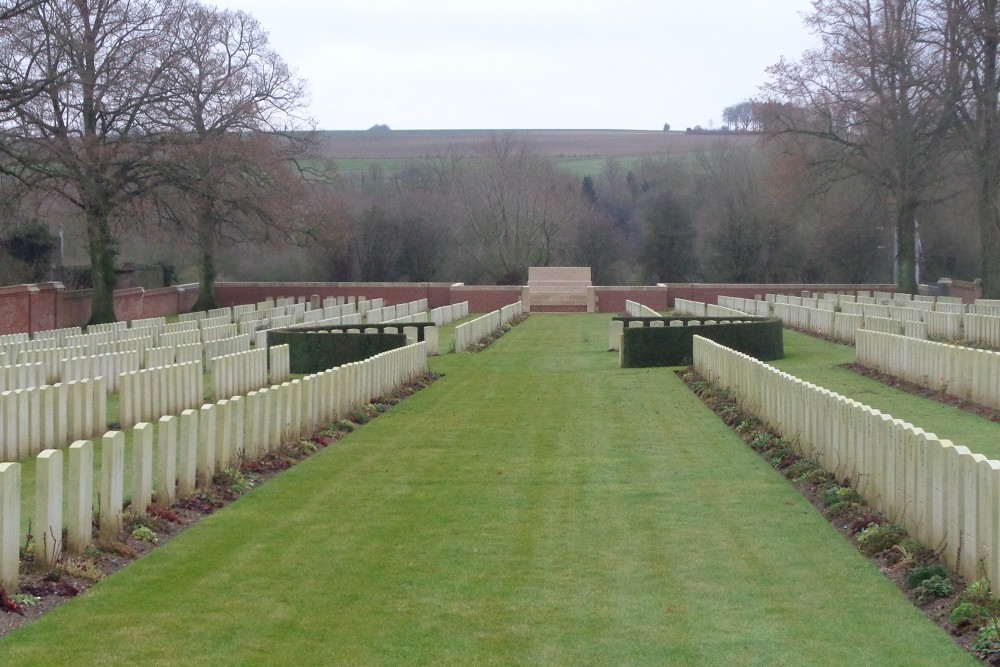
[619,318,784,367]
[268,330,407,373]
[906,565,951,590]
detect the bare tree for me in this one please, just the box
[152,2,313,311]
[0,0,50,111]
[454,134,575,284]
[766,0,956,293]
[0,0,180,322]
[941,0,1000,296]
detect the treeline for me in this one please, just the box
[232,132,973,288]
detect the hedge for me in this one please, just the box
[267,329,407,374]
[620,318,784,367]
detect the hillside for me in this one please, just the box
[312,128,762,160]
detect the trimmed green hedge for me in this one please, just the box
[268,329,407,374]
[620,318,784,367]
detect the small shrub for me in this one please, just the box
[822,486,862,508]
[9,593,39,607]
[749,432,772,452]
[848,512,885,535]
[955,577,1000,637]
[124,511,169,534]
[914,575,954,602]
[783,458,821,481]
[146,505,182,523]
[214,468,255,496]
[735,417,762,435]
[951,601,982,626]
[131,526,158,543]
[906,565,951,590]
[824,501,861,518]
[973,626,1000,657]
[856,522,906,556]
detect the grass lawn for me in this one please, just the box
[775,329,1000,460]
[0,315,975,665]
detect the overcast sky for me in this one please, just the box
[207,1,819,131]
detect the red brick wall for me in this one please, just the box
[113,288,146,323]
[449,285,523,313]
[56,289,92,329]
[28,283,61,333]
[594,287,670,313]
[0,285,32,335]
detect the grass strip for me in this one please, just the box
[0,315,975,665]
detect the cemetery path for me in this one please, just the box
[0,315,976,665]
[776,330,1000,461]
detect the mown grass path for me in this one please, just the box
[0,315,974,665]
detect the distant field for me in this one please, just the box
[315,129,760,178]
[314,129,760,160]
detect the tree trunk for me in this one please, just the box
[977,0,1000,299]
[192,214,218,312]
[86,212,118,325]
[979,179,1000,299]
[895,199,918,295]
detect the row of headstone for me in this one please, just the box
[179,306,234,323]
[364,299,429,325]
[118,361,204,430]
[0,339,431,592]
[429,302,470,326]
[727,293,1000,346]
[210,349,268,403]
[61,350,142,393]
[856,330,1000,409]
[454,302,524,353]
[693,334,1000,587]
[293,313,364,329]
[0,377,107,463]
[159,329,201,348]
[0,361,46,392]
[269,344,291,385]
[718,295,977,346]
[203,334,252,365]
[5,329,260,394]
[626,300,660,317]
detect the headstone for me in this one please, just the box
[177,409,198,498]
[155,416,177,506]
[35,448,63,566]
[0,462,19,591]
[132,422,154,515]
[99,431,125,540]
[66,440,93,555]
[197,404,217,489]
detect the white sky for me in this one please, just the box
[207,0,818,131]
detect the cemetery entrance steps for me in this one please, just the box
[526,266,594,313]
